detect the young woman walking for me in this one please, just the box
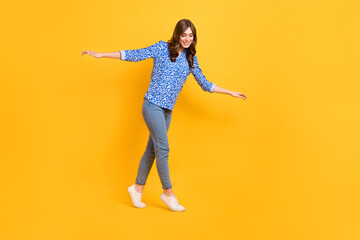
[81,19,247,212]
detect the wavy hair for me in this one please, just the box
[167,19,197,69]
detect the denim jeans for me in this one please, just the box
[135,97,173,189]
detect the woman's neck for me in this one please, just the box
[178,46,184,55]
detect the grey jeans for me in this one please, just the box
[135,97,173,189]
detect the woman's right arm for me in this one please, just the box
[81,50,121,59]
[81,40,162,61]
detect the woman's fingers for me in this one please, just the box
[81,50,94,55]
[235,92,247,98]
[82,51,96,58]
[81,50,101,58]
[233,92,247,100]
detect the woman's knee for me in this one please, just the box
[154,143,169,158]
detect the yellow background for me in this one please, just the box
[1,0,359,239]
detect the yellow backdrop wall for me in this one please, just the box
[1,0,359,239]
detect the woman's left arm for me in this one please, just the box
[213,85,247,101]
[190,55,247,101]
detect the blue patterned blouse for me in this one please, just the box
[120,40,216,110]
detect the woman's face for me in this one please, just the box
[179,27,194,49]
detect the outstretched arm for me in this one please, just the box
[81,51,121,59]
[81,40,162,61]
[213,85,247,101]
[190,55,247,101]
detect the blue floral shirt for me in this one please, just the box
[120,40,216,110]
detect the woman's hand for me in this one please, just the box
[81,50,103,58]
[230,91,247,101]
[213,86,247,101]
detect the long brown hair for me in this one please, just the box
[167,19,197,69]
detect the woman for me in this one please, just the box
[81,19,247,212]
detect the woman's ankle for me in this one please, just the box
[164,188,175,197]
[135,184,144,193]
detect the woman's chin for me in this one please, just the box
[180,42,192,48]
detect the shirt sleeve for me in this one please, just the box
[120,40,162,62]
[190,55,216,93]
